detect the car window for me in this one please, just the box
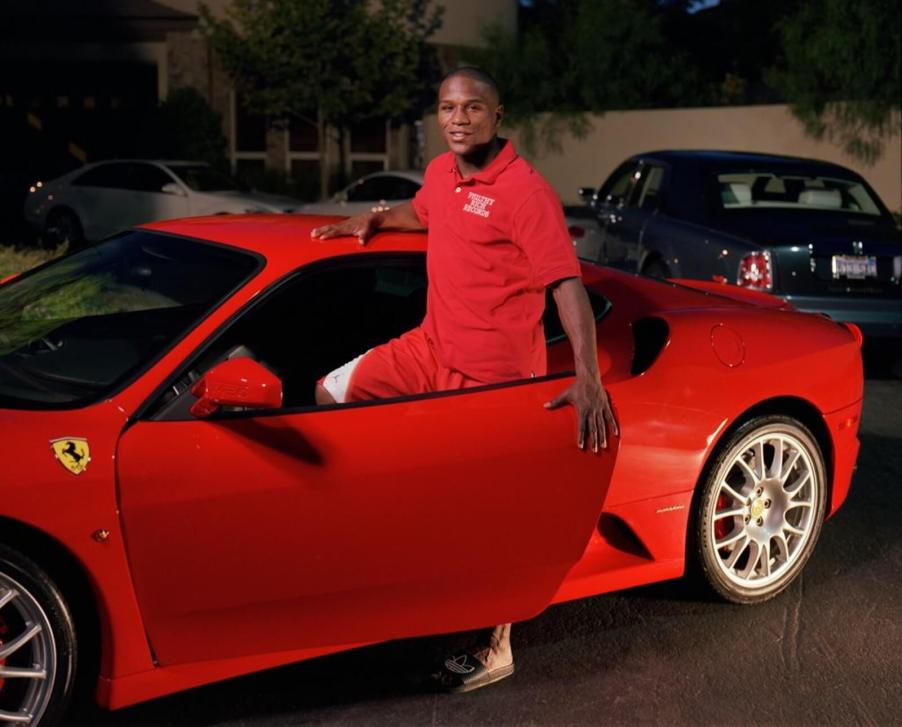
[634,165,664,211]
[71,162,132,189]
[715,171,883,216]
[148,254,611,419]
[0,231,261,409]
[346,175,419,202]
[168,165,244,192]
[598,162,640,207]
[130,163,176,193]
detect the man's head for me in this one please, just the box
[437,67,504,159]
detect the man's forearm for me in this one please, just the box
[552,277,600,379]
[373,202,425,232]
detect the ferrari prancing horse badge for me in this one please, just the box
[50,437,91,476]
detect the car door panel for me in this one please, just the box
[117,378,617,666]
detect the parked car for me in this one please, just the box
[302,169,599,254]
[300,170,424,215]
[577,150,902,338]
[0,213,862,724]
[23,160,303,246]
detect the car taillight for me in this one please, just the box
[568,225,585,239]
[737,251,772,290]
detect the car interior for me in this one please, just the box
[149,254,610,420]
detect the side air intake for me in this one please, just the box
[630,317,670,375]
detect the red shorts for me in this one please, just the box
[319,326,484,403]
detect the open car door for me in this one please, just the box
[115,254,617,666]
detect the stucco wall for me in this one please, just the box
[424,105,902,212]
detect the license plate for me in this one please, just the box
[832,255,877,279]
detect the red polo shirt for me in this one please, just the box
[412,139,581,384]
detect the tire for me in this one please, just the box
[0,544,76,726]
[695,416,827,605]
[642,258,670,279]
[43,209,84,249]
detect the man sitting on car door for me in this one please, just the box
[311,66,618,693]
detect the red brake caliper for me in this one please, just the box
[714,494,730,542]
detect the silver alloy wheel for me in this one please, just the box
[0,572,57,726]
[706,424,820,591]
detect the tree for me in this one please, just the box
[769,0,901,162]
[139,87,229,169]
[201,0,442,197]
[469,0,705,155]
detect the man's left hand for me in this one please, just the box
[545,375,619,452]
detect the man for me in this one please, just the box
[311,67,617,692]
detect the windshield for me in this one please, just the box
[715,171,884,216]
[0,231,260,409]
[167,165,245,192]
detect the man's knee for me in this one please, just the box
[315,383,337,406]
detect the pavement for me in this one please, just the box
[66,363,902,727]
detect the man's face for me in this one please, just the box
[437,75,503,157]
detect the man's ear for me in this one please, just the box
[495,103,504,127]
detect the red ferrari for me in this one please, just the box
[0,215,862,725]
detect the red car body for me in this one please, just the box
[0,215,862,712]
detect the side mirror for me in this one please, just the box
[578,187,596,203]
[161,182,187,196]
[190,357,283,419]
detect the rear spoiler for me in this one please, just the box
[668,278,795,310]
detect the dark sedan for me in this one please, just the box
[577,150,901,338]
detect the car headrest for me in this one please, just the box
[798,188,842,208]
[721,182,752,206]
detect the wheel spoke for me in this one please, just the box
[785,469,811,496]
[0,624,42,659]
[783,522,806,538]
[735,458,759,488]
[0,709,33,724]
[724,534,751,569]
[779,449,801,484]
[714,506,746,521]
[752,441,766,481]
[716,527,748,549]
[0,666,47,680]
[738,540,761,579]
[760,540,772,578]
[786,500,813,511]
[0,586,17,609]
[768,437,784,479]
[720,481,746,504]
[773,532,791,562]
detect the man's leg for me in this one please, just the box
[314,383,336,405]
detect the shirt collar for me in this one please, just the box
[450,138,517,185]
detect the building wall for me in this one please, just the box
[428,0,516,47]
[424,105,902,212]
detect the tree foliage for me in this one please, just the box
[201,0,442,195]
[769,0,901,162]
[469,0,704,154]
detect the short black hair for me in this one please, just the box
[440,66,501,104]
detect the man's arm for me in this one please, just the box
[310,202,424,245]
[545,277,619,451]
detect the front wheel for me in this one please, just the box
[0,545,76,726]
[43,209,83,249]
[695,416,827,604]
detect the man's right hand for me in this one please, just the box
[311,212,381,246]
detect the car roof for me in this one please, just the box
[632,149,859,176]
[140,213,428,267]
[358,170,423,182]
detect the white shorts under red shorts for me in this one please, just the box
[319,326,484,403]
